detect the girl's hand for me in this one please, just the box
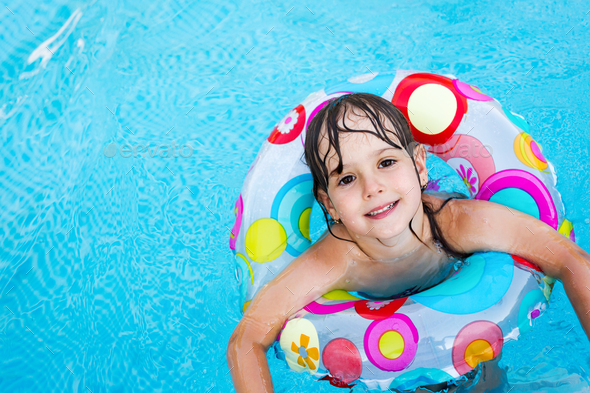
[227,233,350,393]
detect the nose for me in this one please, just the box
[363,173,385,199]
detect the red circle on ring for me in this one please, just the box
[322,338,363,384]
[268,104,306,144]
[354,297,407,320]
[392,73,468,145]
[512,255,543,273]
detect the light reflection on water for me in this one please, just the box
[0,0,589,392]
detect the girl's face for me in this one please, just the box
[318,114,428,243]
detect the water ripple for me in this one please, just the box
[0,0,589,392]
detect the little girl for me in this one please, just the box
[227,93,590,392]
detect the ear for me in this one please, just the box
[318,189,339,221]
[413,143,428,188]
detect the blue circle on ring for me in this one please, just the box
[410,252,514,314]
[490,188,540,219]
[270,174,314,257]
[518,289,546,334]
[325,72,397,96]
[388,367,453,391]
[502,107,530,133]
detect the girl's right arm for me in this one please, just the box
[227,236,349,392]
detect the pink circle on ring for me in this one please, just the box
[300,92,353,148]
[364,314,419,371]
[475,169,558,230]
[229,195,243,250]
[452,79,493,101]
[428,134,496,189]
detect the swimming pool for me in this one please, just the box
[1,0,589,392]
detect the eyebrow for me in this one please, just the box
[329,147,399,177]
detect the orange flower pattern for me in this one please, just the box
[291,333,319,370]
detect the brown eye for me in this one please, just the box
[338,175,355,186]
[380,159,396,168]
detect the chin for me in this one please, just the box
[376,230,400,240]
[365,224,399,238]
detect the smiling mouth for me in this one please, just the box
[366,201,398,217]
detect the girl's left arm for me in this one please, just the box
[448,198,590,342]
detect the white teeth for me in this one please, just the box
[368,202,396,216]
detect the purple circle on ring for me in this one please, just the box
[452,79,493,101]
[475,169,558,230]
[363,314,419,371]
[530,140,547,163]
[229,195,243,250]
[531,309,541,319]
[300,92,353,148]
[304,300,356,315]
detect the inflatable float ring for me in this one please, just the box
[229,70,574,391]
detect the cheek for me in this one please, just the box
[333,193,357,214]
[400,168,420,186]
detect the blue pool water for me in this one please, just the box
[1,0,589,392]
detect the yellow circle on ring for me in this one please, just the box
[407,84,457,135]
[323,289,361,301]
[235,252,254,285]
[378,330,405,360]
[558,218,573,238]
[245,218,287,263]
[464,339,494,368]
[299,207,312,241]
[513,132,548,171]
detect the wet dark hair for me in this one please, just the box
[302,92,473,261]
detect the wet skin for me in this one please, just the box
[227,113,590,393]
[322,194,456,299]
